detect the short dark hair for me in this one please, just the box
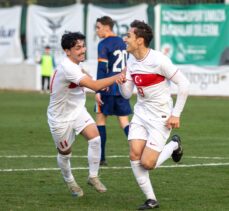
[61,32,86,50]
[96,16,114,30]
[130,20,153,47]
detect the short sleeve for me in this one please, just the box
[63,61,86,85]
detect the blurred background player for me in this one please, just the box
[39,46,56,93]
[47,32,126,197]
[119,20,189,210]
[95,16,132,165]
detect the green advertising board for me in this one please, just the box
[155,4,229,65]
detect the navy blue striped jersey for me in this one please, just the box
[97,36,128,96]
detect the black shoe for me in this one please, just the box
[138,199,159,210]
[100,160,108,166]
[171,134,183,162]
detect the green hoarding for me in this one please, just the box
[155,4,229,65]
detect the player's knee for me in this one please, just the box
[129,151,141,161]
[58,147,72,155]
[141,160,156,170]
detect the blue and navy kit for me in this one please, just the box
[97,36,128,96]
[95,36,132,116]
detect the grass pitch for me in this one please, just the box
[0,91,228,211]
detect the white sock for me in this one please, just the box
[155,141,178,168]
[88,136,101,178]
[130,160,156,200]
[57,153,74,183]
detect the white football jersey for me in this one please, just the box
[47,57,86,123]
[126,49,178,120]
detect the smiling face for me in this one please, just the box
[124,27,140,54]
[65,39,86,64]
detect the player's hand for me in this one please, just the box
[101,87,109,92]
[116,72,126,84]
[95,93,104,105]
[166,115,180,129]
[121,67,127,75]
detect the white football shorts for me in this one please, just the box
[128,114,171,152]
[48,107,95,151]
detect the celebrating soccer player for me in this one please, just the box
[119,20,190,210]
[47,32,125,197]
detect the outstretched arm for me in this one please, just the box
[79,73,125,92]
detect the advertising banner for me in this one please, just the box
[86,4,148,60]
[27,4,84,64]
[0,6,23,64]
[171,65,229,96]
[155,4,229,65]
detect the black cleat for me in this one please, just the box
[171,134,183,162]
[138,199,159,210]
[100,160,108,166]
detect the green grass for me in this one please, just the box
[0,91,229,211]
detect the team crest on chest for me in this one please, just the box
[134,75,142,85]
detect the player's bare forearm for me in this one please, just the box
[80,73,125,92]
[81,68,92,78]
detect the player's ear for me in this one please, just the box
[137,37,144,46]
[65,49,71,56]
[105,25,110,32]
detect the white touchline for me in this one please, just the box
[1,163,229,172]
[0,155,229,159]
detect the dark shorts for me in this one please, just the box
[95,95,132,116]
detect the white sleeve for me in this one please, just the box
[118,68,135,99]
[118,80,135,99]
[63,61,86,85]
[160,55,178,79]
[170,70,190,117]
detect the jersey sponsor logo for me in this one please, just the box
[149,142,156,146]
[68,82,78,89]
[131,74,165,87]
[85,118,91,123]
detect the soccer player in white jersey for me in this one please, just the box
[47,32,125,197]
[118,20,190,209]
